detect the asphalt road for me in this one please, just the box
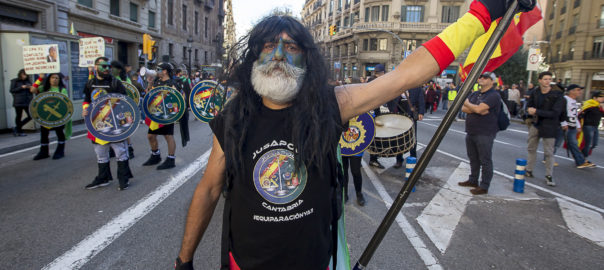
[1,110,602,269]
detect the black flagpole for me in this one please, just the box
[353,2,519,269]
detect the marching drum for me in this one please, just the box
[367,113,415,157]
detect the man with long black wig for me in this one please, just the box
[175,1,536,269]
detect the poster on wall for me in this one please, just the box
[79,37,105,67]
[22,44,60,74]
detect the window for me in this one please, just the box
[168,0,173,25]
[195,11,199,34]
[205,17,209,38]
[559,19,565,32]
[183,46,187,60]
[381,5,389,21]
[600,6,604,28]
[363,39,368,51]
[371,6,379,22]
[110,0,120,16]
[403,40,417,52]
[370,38,378,51]
[592,36,603,57]
[365,7,370,22]
[149,11,156,28]
[204,51,208,64]
[568,41,575,54]
[442,6,460,23]
[344,16,349,27]
[195,49,199,61]
[401,5,424,22]
[169,43,174,57]
[129,2,138,22]
[378,39,387,50]
[335,45,340,56]
[78,0,92,8]
[354,42,358,54]
[182,5,187,30]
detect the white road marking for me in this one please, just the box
[42,149,212,270]
[418,122,603,168]
[0,133,87,158]
[417,162,473,254]
[361,160,443,270]
[417,142,604,215]
[557,198,604,247]
[506,128,529,134]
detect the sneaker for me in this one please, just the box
[85,178,110,189]
[525,170,534,178]
[586,161,597,168]
[18,133,27,137]
[369,160,385,169]
[545,175,556,187]
[470,187,488,195]
[118,183,129,191]
[577,162,592,169]
[393,162,403,169]
[458,180,478,188]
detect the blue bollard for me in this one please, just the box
[405,156,417,192]
[513,158,527,193]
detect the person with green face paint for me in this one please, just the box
[82,57,134,191]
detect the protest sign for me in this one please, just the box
[23,44,60,74]
[79,37,105,67]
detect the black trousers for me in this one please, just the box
[40,126,65,144]
[14,106,32,133]
[342,156,363,193]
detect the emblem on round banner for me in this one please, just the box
[339,112,375,156]
[189,80,225,123]
[143,86,185,124]
[122,82,140,105]
[85,93,141,142]
[29,91,74,128]
[253,149,308,205]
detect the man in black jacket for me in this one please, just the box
[525,72,565,186]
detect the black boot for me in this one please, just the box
[128,146,135,158]
[52,142,65,159]
[33,145,50,160]
[356,191,366,206]
[157,157,175,170]
[125,159,134,178]
[117,160,132,190]
[142,153,161,166]
[85,162,112,189]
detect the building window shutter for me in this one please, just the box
[401,6,406,22]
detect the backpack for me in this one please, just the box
[498,96,510,131]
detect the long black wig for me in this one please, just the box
[220,15,343,186]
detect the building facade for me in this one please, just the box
[160,0,224,76]
[302,0,471,82]
[542,0,604,95]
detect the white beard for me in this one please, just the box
[251,61,305,104]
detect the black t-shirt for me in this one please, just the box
[465,88,501,136]
[210,105,336,270]
[83,76,127,103]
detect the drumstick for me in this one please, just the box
[374,120,384,126]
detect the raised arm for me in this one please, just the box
[336,0,535,122]
[177,135,226,265]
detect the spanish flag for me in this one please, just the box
[83,102,110,145]
[459,5,543,82]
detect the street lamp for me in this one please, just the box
[187,36,194,76]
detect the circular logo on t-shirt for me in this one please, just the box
[253,149,307,205]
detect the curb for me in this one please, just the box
[0,129,88,156]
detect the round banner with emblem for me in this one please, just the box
[122,81,140,105]
[85,93,140,142]
[29,91,74,128]
[142,86,185,124]
[339,112,375,156]
[189,80,225,123]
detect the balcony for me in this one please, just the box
[353,21,449,34]
[556,31,562,39]
[568,26,576,34]
[584,51,604,60]
[561,53,574,61]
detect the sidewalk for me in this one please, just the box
[0,121,88,155]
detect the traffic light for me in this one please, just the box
[143,34,156,60]
[329,25,334,36]
[333,25,338,35]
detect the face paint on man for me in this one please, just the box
[111,67,120,77]
[256,37,304,69]
[96,61,110,77]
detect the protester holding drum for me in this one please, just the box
[141,62,182,170]
[30,73,72,160]
[82,57,134,190]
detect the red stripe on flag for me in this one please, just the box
[468,0,492,31]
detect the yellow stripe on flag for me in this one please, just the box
[437,13,487,58]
